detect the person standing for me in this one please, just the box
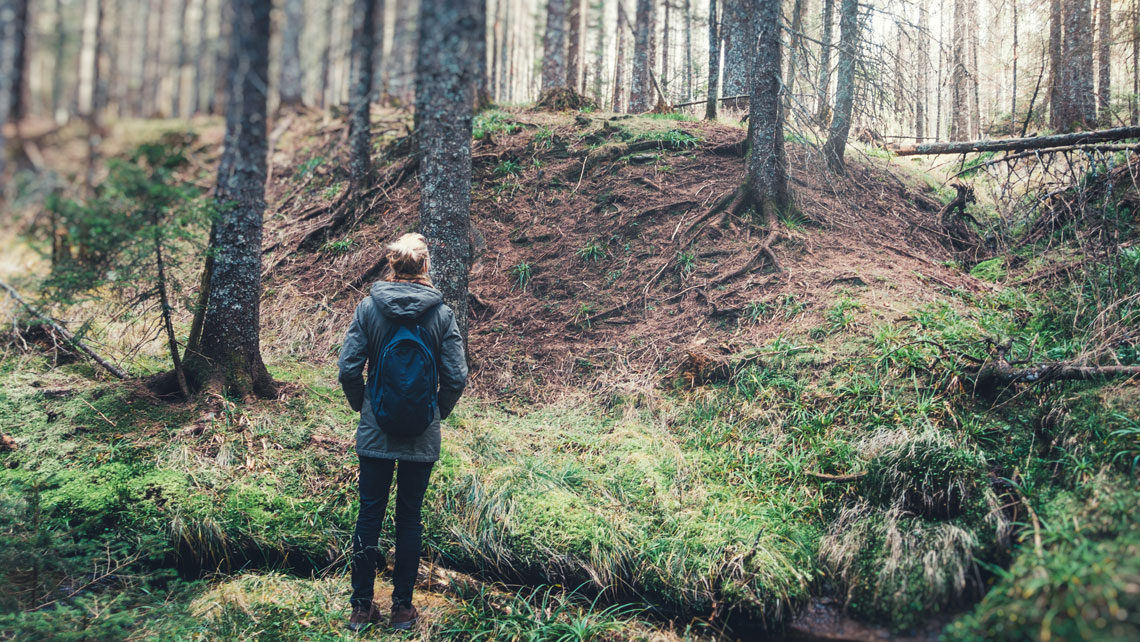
[337,233,468,631]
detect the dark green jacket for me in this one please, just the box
[338,281,468,462]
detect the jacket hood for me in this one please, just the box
[369,281,444,321]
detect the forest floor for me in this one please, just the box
[1,107,1138,641]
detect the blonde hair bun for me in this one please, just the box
[385,233,432,285]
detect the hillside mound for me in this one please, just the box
[259,109,984,398]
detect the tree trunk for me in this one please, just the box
[935,0,944,139]
[1010,0,1017,134]
[153,210,191,400]
[705,0,718,119]
[816,0,834,124]
[721,0,752,100]
[592,0,606,102]
[684,0,692,99]
[349,0,377,186]
[613,1,627,111]
[630,0,652,111]
[895,125,1140,155]
[0,0,29,179]
[387,0,417,106]
[968,0,980,138]
[279,0,305,108]
[567,0,582,90]
[416,0,475,341]
[949,0,969,140]
[1097,0,1111,124]
[371,0,388,102]
[785,0,804,109]
[210,0,230,114]
[1133,0,1139,126]
[1055,0,1096,130]
[475,0,492,108]
[1048,0,1062,127]
[188,0,276,398]
[744,0,788,215]
[171,0,192,116]
[822,0,857,172]
[542,0,568,91]
[916,0,929,140]
[661,0,670,98]
[52,0,69,122]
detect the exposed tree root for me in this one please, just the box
[563,138,698,182]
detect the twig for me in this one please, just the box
[0,280,128,379]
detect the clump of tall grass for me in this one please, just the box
[859,427,990,519]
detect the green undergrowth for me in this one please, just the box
[3,266,1139,639]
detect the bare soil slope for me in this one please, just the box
[257,108,983,399]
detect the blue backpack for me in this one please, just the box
[367,314,439,440]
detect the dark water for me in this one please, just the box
[783,599,943,642]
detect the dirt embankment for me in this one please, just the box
[258,108,983,399]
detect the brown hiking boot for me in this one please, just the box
[347,602,383,633]
[390,603,419,631]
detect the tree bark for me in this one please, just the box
[1055,0,1096,130]
[188,0,276,398]
[684,0,692,99]
[210,0,230,114]
[630,0,652,111]
[474,0,492,108]
[371,0,388,102]
[785,0,804,108]
[171,0,193,116]
[1097,0,1111,124]
[279,0,305,108]
[661,0,670,98]
[895,125,1140,155]
[822,0,857,173]
[1133,0,1139,126]
[1048,0,1063,127]
[1,0,30,178]
[387,0,417,106]
[1010,0,1017,134]
[705,0,718,119]
[153,210,191,400]
[613,0,627,111]
[542,0,568,91]
[349,0,377,187]
[721,0,753,100]
[744,0,788,214]
[949,0,969,140]
[915,0,929,141]
[973,360,1140,395]
[416,0,475,341]
[816,0,834,124]
[592,0,606,102]
[567,0,582,91]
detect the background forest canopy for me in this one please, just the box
[1,0,1140,641]
[0,0,1135,140]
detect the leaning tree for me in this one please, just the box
[184,0,275,398]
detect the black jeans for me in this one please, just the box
[350,456,434,609]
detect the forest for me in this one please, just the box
[0,0,1138,639]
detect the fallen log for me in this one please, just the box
[972,359,1140,395]
[895,126,1140,156]
[0,280,128,379]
